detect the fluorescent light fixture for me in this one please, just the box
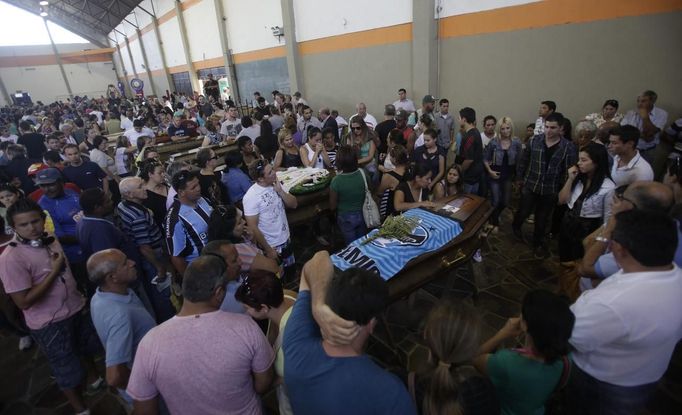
[39,1,49,5]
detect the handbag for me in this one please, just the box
[358,168,381,228]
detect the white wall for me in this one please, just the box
[1,61,115,104]
[185,0,222,61]
[158,17,187,67]
[141,30,163,71]
[293,0,412,42]
[222,0,284,53]
[437,0,541,18]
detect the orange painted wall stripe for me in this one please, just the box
[194,57,225,70]
[439,0,682,39]
[232,46,286,64]
[298,23,412,56]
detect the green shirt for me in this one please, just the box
[487,349,565,415]
[330,170,366,214]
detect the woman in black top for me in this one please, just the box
[377,144,408,218]
[196,147,227,207]
[394,164,437,212]
[274,129,302,170]
[139,159,169,232]
[412,128,445,191]
[254,119,278,162]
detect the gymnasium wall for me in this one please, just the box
[0,43,116,106]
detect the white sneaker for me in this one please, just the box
[18,336,33,351]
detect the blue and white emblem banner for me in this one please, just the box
[331,208,462,280]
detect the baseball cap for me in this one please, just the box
[422,95,436,104]
[34,168,62,185]
[27,163,49,177]
[384,104,396,116]
[395,110,408,120]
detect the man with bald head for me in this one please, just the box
[577,181,678,285]
[118,177,175,322]
[350,102,377,130]
[88,249,156,405]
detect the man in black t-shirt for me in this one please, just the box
[375,104,397,155]
[458,107,483,194]
[17,121,46,161]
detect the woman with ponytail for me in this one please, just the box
[410,301,499,415]
[474,289,575,414]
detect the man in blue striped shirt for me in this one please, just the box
[118,177,175,322]
[165,171,213,276]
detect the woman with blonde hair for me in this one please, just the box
[484,116,522,233]
[273,128,302,171]
[410,301,499,414]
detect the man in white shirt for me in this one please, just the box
[293,91,308,107]
[349,103,377,130]
[620,90,668,156]
[297,105,322,138]
[123,120,155,143]
[568,209,682,414]
[120,109,135,132]
[392,88,416,113]
[242,160,298,281]
[608,125,654,186]
[480,115,497,148]
[533,100,556,136]
[219,106,242,143]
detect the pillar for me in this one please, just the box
[412,0,438,99]
[213,0,240,102]
[280,0,302,95]
[136,28,158,97]
[174,0,199,93]
[44,18,73,98]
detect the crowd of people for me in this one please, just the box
[0,84,680,415]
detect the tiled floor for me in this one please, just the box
[1,211,680,414]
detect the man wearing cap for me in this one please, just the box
[375,105,397,155]
[350,103,377,130]
[392,88,416,113]
[27,163,80,202]
[408,95,436,132]
[36,168,89,293]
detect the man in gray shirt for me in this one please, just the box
[434,98,455,153]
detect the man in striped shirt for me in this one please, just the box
[118,177,175,322]
[165,171,213,276]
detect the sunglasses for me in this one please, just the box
[351,126,362,131]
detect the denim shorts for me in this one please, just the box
[30,310,102,390]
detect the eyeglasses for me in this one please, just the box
[615,190,638,210]
[351,126,362,131]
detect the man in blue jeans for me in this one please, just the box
[458,107,483,194]
[513,112,577,258]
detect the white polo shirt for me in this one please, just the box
[570,265,682,386]
[610,151,654,187]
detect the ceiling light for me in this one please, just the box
[40,11,48,16]
[39,1,49,5]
